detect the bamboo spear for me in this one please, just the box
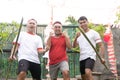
[11,17,23,58]
[6,17,23,80]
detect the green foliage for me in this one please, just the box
[65,15,78,25]
[0,21,20,54]
[0,21,20,79]
[65,16,80,52]
[88,23,105,38]
[114,6,120,24]
[71,47,80,52]
[89,23,105,51]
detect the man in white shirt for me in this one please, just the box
[9,19,48,80]
[73,16,105,80]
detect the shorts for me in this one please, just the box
[18,59,41,80]
[79,58,95,75]
[49,60,69,79]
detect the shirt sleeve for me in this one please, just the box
[37,36,43,49]
[12,32,23,45]
[77,38,79,44]
[93,31,102,43]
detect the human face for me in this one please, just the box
[53,23,62,36]
[78,19,89,32]
[27,19,37,33]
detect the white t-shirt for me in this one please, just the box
[77,29,102,61]
[13,32,43,64]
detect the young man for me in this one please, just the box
[9,19,48,80]
[47,21,71,80]
[73,16,105,80]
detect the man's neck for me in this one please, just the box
[84,28,90,32]
[55,34,61,38]
[27,31,35,35]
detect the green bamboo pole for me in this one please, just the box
[77,27,109,70]
[6,17,23,80]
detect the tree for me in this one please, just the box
[65,16,79,52]
[0,21,20,54]
[0,21,20,79]
[114,6,120,24]
[65,15,78,25]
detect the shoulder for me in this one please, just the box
[90,29,99,34]
[36,35,42,39]
[90,29,96,32]
[20,31,25,34]
[19,31,26,36]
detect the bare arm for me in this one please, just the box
[9,43,19,61]
[65,36,71,49]
[38,32,53,54]
[38,48,49,54]
[73,32,80,48]
[46,36,51,51]
[62,31,71,49]
[97,42,105,64]
[38,38,50,54]
[39,32,53,54]
[11,44,19,56]
[97,42,105,58]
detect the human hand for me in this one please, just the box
[8,55,17,62]
[62,31,69,38]
[75,32,81,38]
[49,32,54,36]
[45,45,50,52]
[101,58,105,64]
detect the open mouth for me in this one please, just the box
[30,27,34,29]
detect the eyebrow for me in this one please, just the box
[79,21,86,24]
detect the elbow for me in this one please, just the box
[73,44,77,48]
[73,45,75,48]
[66,45,71,49]
[66,43,72,49]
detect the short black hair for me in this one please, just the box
[78,16,88,22]
[53,21,62,25]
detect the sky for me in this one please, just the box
[0,0,120,24]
